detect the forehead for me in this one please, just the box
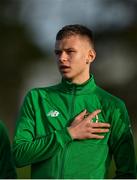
[55,35,91,49]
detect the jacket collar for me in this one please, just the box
[58,74,96,95]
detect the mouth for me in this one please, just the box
[59,65,70,72]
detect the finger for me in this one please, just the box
[86,109,101,121]
[90,128,109,133]
[91,122,110,128]
[87,133,105,139]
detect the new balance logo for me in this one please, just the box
[47,110,60,117]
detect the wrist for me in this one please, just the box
[67,127,76,140]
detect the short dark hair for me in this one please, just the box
[56,24,94,47]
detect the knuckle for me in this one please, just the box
[86,122,90,127]
[76,117,80,121]
[98,129,102,132]
[74,118,78,121]
[86,134,91,139]
[90,128,93,133]
[87,127,92,133]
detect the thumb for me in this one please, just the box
[71,109,88,126]
[75,109,87,122]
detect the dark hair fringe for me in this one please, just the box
[56,24,94,47]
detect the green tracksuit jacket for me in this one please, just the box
[0,121,17,178]
[13,75,136,179]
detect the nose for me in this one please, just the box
[58,51,68,63]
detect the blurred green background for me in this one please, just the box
[0,0,137,178]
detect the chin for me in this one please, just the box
[61,73,73,80]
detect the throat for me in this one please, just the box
[70,74,90,85]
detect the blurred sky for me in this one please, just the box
[18,0,137,51]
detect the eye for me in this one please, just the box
[55,50,61,56]
[66,49,75,54]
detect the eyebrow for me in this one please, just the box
[54,47,76,52]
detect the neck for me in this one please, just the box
[69,74,90,84]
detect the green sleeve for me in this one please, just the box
[109,102,136,178]
[0,121,17,178]
[13,91,73,168]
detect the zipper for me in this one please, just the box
[59,85,76,178]
[69,85,76,120]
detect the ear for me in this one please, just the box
[88,49,96,63]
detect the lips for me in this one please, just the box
[59,65,70,72]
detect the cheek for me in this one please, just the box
[72,53,86,64]
[72,60,86,71]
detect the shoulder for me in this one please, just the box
[95,86,126,109]
[28,84,60,94]
[22,84,60,103]
[95,86,130,129]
